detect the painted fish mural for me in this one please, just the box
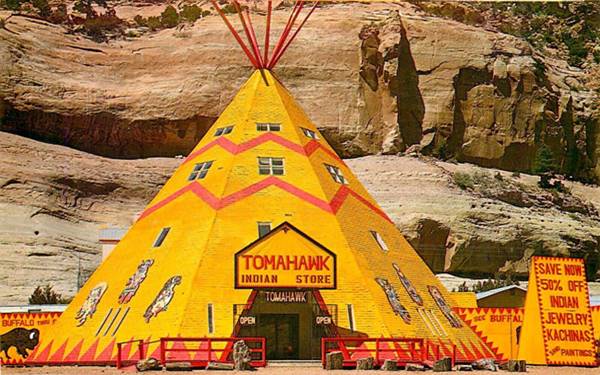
[144,276,181,323]
[75,282,107,326]
[375,277,411,324]
[119,259,154,304]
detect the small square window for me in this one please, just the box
[214,126,233,136]
[258,157,284,175]
[256,122,281,132]
[325,164,347,184]
[153,227,170,248]
[301,127,318,140]
[370,230,389,252]
[257,222,271,238]
[188,161,213,181]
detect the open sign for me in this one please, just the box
[239,316,256,326]
[315,316,332,325]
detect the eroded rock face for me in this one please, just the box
[347,155,600,280]
[0,131,177,304]
[2,132,599,304]
[1,3,598,181]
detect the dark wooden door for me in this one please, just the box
[257,314,299,360]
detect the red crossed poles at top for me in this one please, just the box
[210,0,319,70]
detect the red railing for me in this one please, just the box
[321,337,456,368]
[116,338,149,368]
[159,337,266,368]
[116,337,266,369]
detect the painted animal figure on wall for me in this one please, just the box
[375,277,411,324]
[75,282,107,326]
[393,263,423,306]
[119,259,154,304]
[0,328,39,359]
[427,285,463,328]
[144,276,181,323]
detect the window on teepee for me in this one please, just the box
[208,303,214,334]
[214,126,233,136]
[370,230,389,252]
[257,222,271,238]
[153,227,170,248]
[188,161,213,181]
[301,127,318,140]
[258,157,284,175]
[346,304,355,332]
[256,122,281,132]
[324,164,347,184]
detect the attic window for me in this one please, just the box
[257,222,271,238]
[258,157,284,175]
[301,127,318,140]
[256,122,281,132]
[325,164,347,184]
[153,227,170,248]
[188,161,213,181]
[370,230,389,252]
[214,126,233,136]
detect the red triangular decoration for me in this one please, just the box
[48,339,69,362]
[63,339,84,362]
[31,340,53,363]
[95,338,116,362]
[79,338,100,362]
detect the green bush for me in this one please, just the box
[146,16,161,31]
[160,5,179,28]
[2,0,22,11]
[29,284,71,305]
[180,4,202,23]
[32,0,50,17]
[453,172,474,190]
[221,3,237,14]
[561,32,589,67]
[593,50,600,64]
[82,9,122,42]
[532,144,557,175]
[134,14,147,27]
[432,138,449,160]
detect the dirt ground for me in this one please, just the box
[1,365,599,374]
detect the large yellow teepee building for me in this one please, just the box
[27,2,494,366]
[27,69,493,365]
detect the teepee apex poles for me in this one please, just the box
[210,0,260,68]
[264,0,272,64]
[210,0,318,70]
[268,0,304,68]
[232,1,264,68]
[268,1,319,69]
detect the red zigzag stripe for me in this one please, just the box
[183,134,342,165]
[139,177,391,223]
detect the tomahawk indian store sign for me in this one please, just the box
[235,224,337,289]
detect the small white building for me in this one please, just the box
[99,228,127,260]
